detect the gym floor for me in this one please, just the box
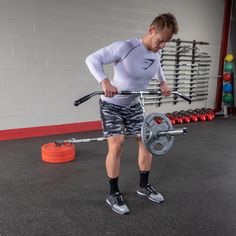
[1,115,236,236]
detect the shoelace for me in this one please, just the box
[146,184,157,195]
[114,193,125,206]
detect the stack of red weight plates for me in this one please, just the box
[41,142,75,163]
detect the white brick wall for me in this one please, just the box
[0,0,225,130]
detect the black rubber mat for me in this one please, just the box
[0,116,236,236]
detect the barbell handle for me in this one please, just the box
[74,90,191,106]
[55,134,141,145]
[127,91,192,104]
[74,91,103,106]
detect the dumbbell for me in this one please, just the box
[194,109,207,121]
[177,110,191,123]
[201,108,215,121]
[166,113,176,125]
[184,110,198,122]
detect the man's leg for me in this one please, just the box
[106,135,125,179]
[105,135,130,214]
[99,100,131,214]
[137,137,152,172]
[136,138,165,203]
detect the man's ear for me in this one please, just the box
[149,25,156,34]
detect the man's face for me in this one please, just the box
[148,26,173,53]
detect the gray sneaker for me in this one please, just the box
[137,184,164,203]
[106,192,130,215]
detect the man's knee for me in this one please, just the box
[108,136,125,157]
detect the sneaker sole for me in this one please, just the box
[136,190,164,203]
[106,199,130,215]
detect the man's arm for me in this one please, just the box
[85,41,126,96]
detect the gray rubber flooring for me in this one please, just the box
[0,115,236,236]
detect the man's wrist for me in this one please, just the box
[160,81,167,86]
[100,78,110,85]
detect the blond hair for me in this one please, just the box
[150,13,178,34]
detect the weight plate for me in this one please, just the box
[141,112,174,156]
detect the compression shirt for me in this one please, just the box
[86,38,165,106]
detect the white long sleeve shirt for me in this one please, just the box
[86,38,165,106]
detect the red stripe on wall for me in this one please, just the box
[0,121,102,141]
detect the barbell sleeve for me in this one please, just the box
[157,127,187,137]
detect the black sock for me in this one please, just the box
[108,177,119,195]
[139,171,150,187]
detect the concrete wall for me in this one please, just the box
[0,0,225,130]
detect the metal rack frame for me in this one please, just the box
[145,39,211,106]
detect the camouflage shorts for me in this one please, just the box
[99,99,145,137]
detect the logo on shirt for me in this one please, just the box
[142,58,155,70]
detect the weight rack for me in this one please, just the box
[145,39,211,106]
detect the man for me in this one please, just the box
[86,13,178,215]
